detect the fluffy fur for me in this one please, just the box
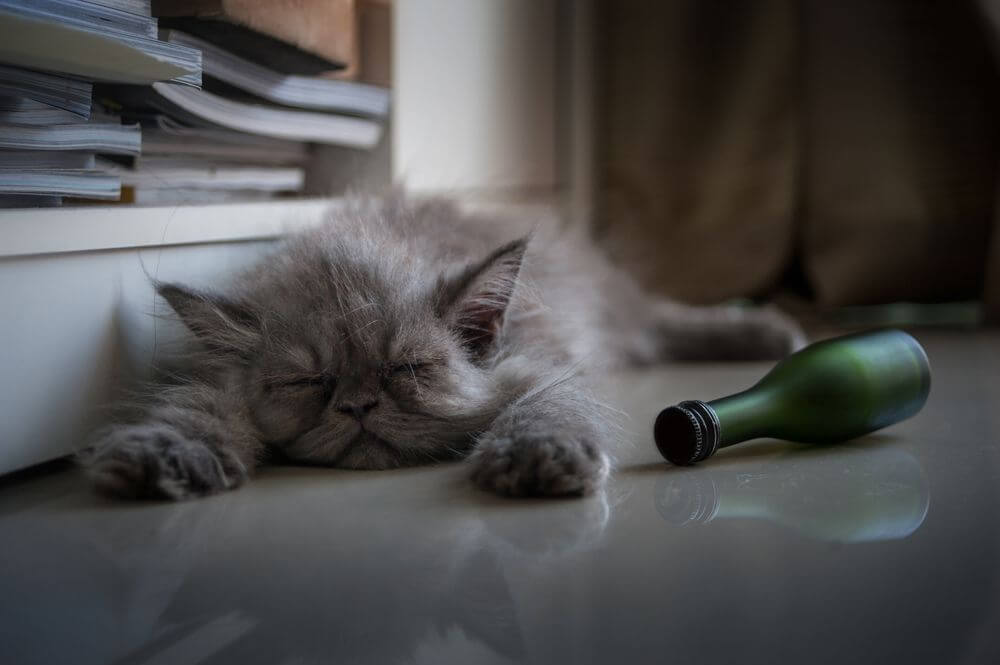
[83,197,805,500]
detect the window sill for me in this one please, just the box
[0,198,339,258]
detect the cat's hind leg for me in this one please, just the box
[636,301,807,362]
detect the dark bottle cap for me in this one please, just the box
[654,400,721,465]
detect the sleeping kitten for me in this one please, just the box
[83,197,804,500]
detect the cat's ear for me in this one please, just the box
[440,238,527,358]
[156,282,260,354]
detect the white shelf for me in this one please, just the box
[0,198,340,258]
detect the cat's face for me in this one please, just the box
[243,305,499,469]
[158,235,527,469]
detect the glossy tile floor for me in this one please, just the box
[1,331,998,665]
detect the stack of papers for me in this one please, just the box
[0,0,201,85]
[0,0,204,205]
[0,0,390,207]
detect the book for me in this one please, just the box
[139,134,307,164]
[0,194,63,207]
[140,133,307,165]
[0,2,202,85]
[96,111,309,164]
[0,150,96,169]
[13,0,159,38]
[152,0,357,74]
[145,82,380,148]
[0,169,120,198]
[129,168,302,192]
[134,132,307,164]
[104,161,304,191]
[128,186,277,204]
[130,154,275,169]
[162,29,389,115]
[159,17,342,75]
[0,96,88,125]
[0,65,92,118]
[90,0,152,17]
[0,123,141,154]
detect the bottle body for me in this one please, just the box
[655,329,931,465]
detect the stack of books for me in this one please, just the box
[0,0,200,206]
[0,0,389,207]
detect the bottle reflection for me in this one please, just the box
[654,446,930,543]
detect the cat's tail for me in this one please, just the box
[628,299,808,364]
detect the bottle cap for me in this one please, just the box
[654,400,721,465]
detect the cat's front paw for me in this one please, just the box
[83,424,247,500]
[470,433,610,498]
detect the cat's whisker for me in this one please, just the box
[349,318,383,340]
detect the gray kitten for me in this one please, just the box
[84,197,804,500]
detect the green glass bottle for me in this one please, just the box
[654,329,931,465]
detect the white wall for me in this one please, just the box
[0,242,273,473]
[393,0,557,194]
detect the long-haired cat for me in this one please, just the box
[84,197,804,500]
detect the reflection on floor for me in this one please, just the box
[1,331,998,665]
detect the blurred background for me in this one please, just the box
[595,0,1000,324]
[393,0,1000,327]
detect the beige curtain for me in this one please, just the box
[597,0,798,304]
[598,0,1000,311]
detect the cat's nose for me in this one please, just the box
[338,399,379,420]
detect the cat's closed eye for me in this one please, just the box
[388,361,445,383]
[266,374,336,395]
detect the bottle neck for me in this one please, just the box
[708,387,774,448]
